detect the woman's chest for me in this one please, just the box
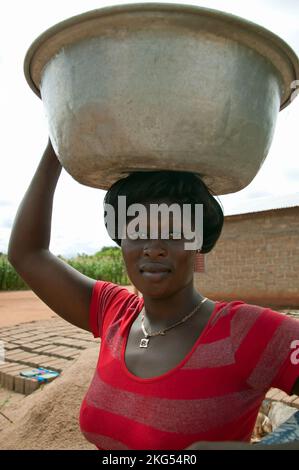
[124,301,215,378]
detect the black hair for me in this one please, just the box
[103,171,224,253]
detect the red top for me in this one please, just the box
[79,281,299,450]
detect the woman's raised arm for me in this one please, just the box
[7,140,96,333]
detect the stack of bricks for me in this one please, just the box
[265,388,299,409]
[0,318,100,395]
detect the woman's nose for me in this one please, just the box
[143,239,167,258]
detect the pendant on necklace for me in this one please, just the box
[139,336,150,348]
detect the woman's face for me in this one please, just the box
[121,200,197,298]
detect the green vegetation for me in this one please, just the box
[0,253,29,290]
[0,247,129,291]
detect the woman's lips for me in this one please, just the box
[140,271,171,282]
[139,264,171,282]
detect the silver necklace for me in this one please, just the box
[139,297,208,348]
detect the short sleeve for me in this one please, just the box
[89,281,133,338]
[230,304,299,395]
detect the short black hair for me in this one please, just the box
[104,171,224,253]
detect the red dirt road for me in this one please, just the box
[0,286,137,328]
[0,290,62,328]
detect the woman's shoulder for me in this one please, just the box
[93,280,138,303]
[90,281,143,338]
[210,299,284,328]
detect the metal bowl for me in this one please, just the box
[24,3,299,194]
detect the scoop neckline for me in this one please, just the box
[121,299,221,383]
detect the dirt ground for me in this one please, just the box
[0,287,137,328]
[0,290,58,328]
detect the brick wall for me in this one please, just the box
[194,206,299,308]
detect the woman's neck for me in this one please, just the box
[141,282,205,329]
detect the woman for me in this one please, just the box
[8,140,299,450]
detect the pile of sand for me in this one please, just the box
[0,346,99,450]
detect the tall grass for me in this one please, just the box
[0,254,29,290]
[0,247,129,291]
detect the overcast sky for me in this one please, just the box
[1,0,298,258]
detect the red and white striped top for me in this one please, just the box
[79,281,299,450]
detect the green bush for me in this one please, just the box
[0,253,29,290]
[0,247,129,291]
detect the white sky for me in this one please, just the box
[0,0,298,258]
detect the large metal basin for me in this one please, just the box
[24,3,299,194]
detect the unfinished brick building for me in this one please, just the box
[195,194,299,308]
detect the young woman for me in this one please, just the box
[8,140,299,450]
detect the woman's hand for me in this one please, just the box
[44,138,61,164]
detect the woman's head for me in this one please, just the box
[103,171,224,298]
[104,170,223,252]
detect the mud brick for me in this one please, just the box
[30,339,54,347]
[16,334,41,343]
[5,339,30,346]
[5,351,36,362]
[1,328,21,334]
[68,331,91,336]
[49,336,71,344]
[14,375,25,394]
[1,342,20,351]
[25,355,55,368]
[2,336,23,343]
[0,361,20,371]
[21,342,45,351]
[50,347,82,358]
[50,344,72,352]
[265,388,280,400]
[6,353,40,368]
[0,362,20,385]
[19,328,37,334]
[56,351,80,360]
[32,345,57,354]
[24,378,40,395]
[55,337,93,347]
[8,328,27,333]
[12,332,37,340]
[55,329,80,335]
[4,349,26,360]
[42,347,65,357]
[62,338,92,348]
[32,334,52,340]
[282,394,299,405]
[5,367,26,391]
[44,325,64,330]
[41,346,72,356]
[37,357,69,369]
[271,390,289,402]
[18,354,44,367]
[9,325,32,332]
[42,359,71,372]
[65,335,91,343]
[0,331,14,338]
[3,365,25,390]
